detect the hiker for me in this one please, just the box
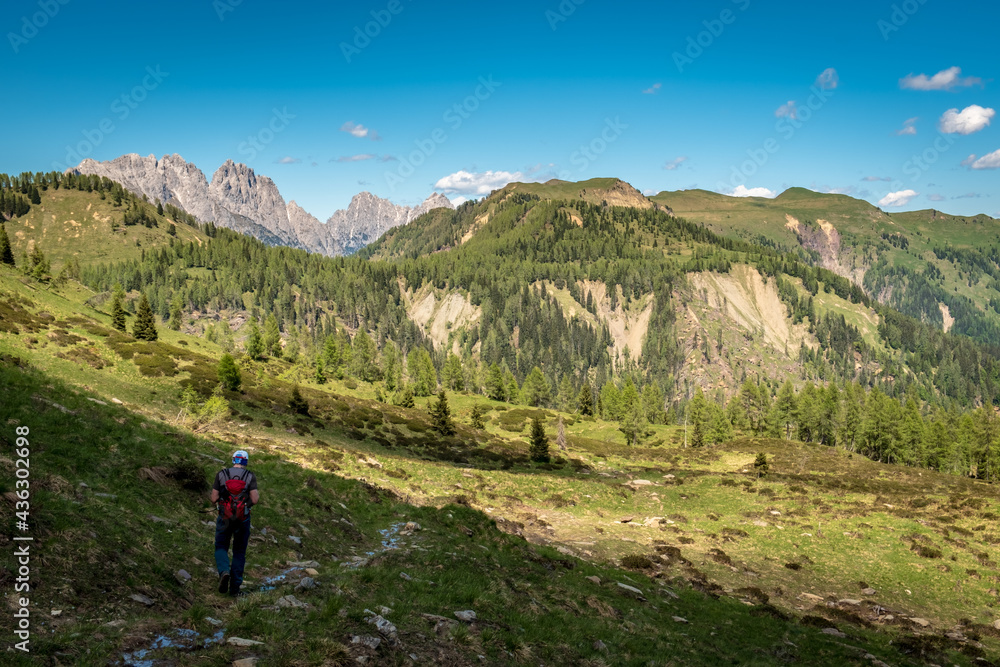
[211,449,259,596]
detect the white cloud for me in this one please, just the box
[862,176,892,182]
[643,83,662,94]
[900,66,982,91]
[340,121,380,140]
[953,192,982,199]
[896,117,918,135]
[815,68,839,91]
[961,154,978,167]
[939,105,995,135]
[275,156,301,164]
[663,156,688,171]
[971,149,1000,170]
[774,101,797,119]
[334,154,377,162]
[927,193,946,202]
[450,196,470,206]
[878,189,919,207]
[727,185,777,198]
[433,170,526,196]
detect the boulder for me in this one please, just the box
[586,576,602,585]
[909,618,931,627]
[616,583,643,597]
[276,595,308,609]
[129,594,154,606]
[454,610,477,622]
[227,637,264,647]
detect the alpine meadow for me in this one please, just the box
[3,1,1000,666]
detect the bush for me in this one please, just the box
[620,554,654,569]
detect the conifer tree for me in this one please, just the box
[110,283,127,332]
[351,329,379,382]
[442,353,465,391]
[0,223,14,266]
[245,320,264,360]
[217,353,241,392]
[132,292,158,341]
[578,382,594,416]
[521,366,551,407]
[486,363,506,401]
[288,384,309,415]
[393,384,415,408]
[263,313,281,357]
[315,357,326,385]
[381,341,401,392]
[470,403,486,430]
[168,295,183,331]
[529,415,550,463]
[430,390,455,436]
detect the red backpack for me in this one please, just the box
[219,468,251,524]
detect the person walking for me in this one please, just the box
[211,449,259,596]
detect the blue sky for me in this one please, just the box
[1,0,997,218]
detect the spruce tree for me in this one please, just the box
[110,283,127,332]
[245,320,264,360]
[132,292,158,341]
[430,390,455,436]
[470,403,486,429]
[0,223,14,266]
[578,383,594,415]
[393,384,415,408]
[263,314,281,357]
[486,363,506,401]
[288,385,309,415]
[529,415,550,463]
[217,353,242,392]
[168,295,183,331]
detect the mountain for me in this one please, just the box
[70,153,454,256]
[3,174,1000,665]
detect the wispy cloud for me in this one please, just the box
[663,156,688,171]
[953,192,982,199]
[726,185,777,198]
[896,117,918,135]
[970,149,1000,170]
[340,121,381,140]
[878,189,919,207]
[433,170,528,196]
[275,156,301,164]
[815,67,839,91]
[900,66,982,91]
[940,105,995,135]
[774,101,798,119]
[862,176,893,182]
[643,82,662,94]
[334,154,376,162]
[927,193,946,202]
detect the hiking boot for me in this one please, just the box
[218,571,230,594]
[229,579,241,596]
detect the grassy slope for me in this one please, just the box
[1,269,999,666]
[652,187,1000,316]
[3,186,207,273]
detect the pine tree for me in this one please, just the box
[430,390,455,436]
[0,223,14,266]
[486,363,506,401]
[168,295,183,331]
[315,357,326,384]
[132,292,158,341]
[753,452,769,477]
[529,416,550,463]
[263,313,281,357]
[442,353,465,391]
[245,320,264,360]
[470,403,486,429]
[217,353,242,392]
[382,341,401,392]
[351,330,380,382]
[521,366,551,407]
[110,283,127,332]
[393,384,415,408]
[288,385,309,415]
[578,383,594,415]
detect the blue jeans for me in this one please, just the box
[215,515,251,591]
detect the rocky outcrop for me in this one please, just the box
[70,153,454,256]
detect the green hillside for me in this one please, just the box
[652,187,1000,347]
[4,172,1000,664]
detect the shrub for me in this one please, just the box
[620,554,654,569]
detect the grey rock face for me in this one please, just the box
[70,153,454,256]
